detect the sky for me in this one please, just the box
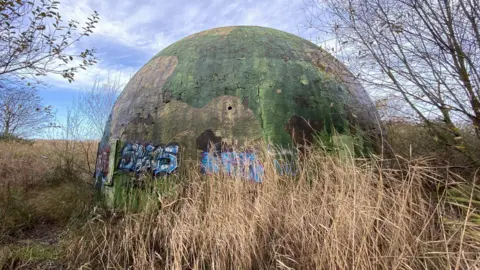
[40,0,324,122]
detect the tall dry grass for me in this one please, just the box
[385,121,480,168]
[0,139,97,241]
[0,139,97,190]
[66,148,480,269]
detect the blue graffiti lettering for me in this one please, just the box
[118,142,179,177]
[152,144,179,176]
[200,151,264,183]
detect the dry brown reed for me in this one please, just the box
[66,148,480,269]
[0,139,96,241]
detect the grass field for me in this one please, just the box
[0,129,479,269]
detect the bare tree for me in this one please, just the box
[0,83,54,137]
[45,104,97,178]
[0,0,99,83]
[304,0,480,164]
[44,73,123,177]
[74,73,123,139]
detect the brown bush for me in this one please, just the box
[385,121,480,169]
[0,139,97,240]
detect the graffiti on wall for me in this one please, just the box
[199,146,299,182]
[268,147,298,176]
[95,145,111,185]
[200,151,264,182]
[118,142,179,177]
[95,138,298,188]
[273,159,298,176]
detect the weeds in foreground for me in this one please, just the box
[0,140,95,269]
[66,149,480,269]
[1,138,479,269]
[0,140,95,239]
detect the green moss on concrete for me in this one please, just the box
[100,26,381,167]
[99,140,181,211]
[152,26,351,147]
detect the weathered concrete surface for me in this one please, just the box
[102,26,382,158]
[110,56,178,140]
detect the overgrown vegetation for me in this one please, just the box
[0,125,479,269]
[64,150,480,269]
[385,120,480,168]
[304,0,480,164]
[0,140,95,268]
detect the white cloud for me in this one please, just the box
[57,0,176,54]
[43,0,321,91]
[43,59,135,92]
[56,0,315,52]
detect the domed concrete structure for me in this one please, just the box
[94,26,382,194]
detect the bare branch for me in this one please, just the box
[0,0,99,83]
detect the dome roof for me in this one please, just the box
[102,26,381,157]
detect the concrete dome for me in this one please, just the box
[100,26,381,159]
